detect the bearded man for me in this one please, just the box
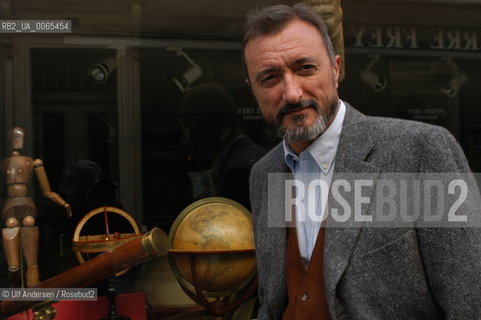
[244,3,481,319]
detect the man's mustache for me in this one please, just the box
[275,100,320,124]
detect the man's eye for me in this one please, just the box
[298,65,317,74]
[260,74,279,86]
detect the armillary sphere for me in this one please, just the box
[72,206,142,274]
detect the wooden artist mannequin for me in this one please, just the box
[1,127,71,287]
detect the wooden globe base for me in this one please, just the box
[172,252,258,320]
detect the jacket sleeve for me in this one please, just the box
[416,126,481,319]
[250,163,272,320]
[249,159,288,320]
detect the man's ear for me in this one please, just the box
[245,77,251,87]
[333,55,341,87]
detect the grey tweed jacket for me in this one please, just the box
[249,104,481,320]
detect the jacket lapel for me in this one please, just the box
[324,104,381,308]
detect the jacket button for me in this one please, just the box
[301,293,309,302]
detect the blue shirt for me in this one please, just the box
[283,100,346,264]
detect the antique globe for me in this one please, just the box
[169,197,256,299]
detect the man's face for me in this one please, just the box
[244,19,340,143]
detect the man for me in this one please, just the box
[245,3,481,319]
[180,83,265,209]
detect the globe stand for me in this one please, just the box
[33,302,56,320]
[173,252,258,320]
[99,278,130,320]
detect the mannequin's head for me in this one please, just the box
[9,127,25,151]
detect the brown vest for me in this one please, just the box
[282,226,330,320]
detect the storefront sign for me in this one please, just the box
[238,107,263,120]
[347,25,480,51]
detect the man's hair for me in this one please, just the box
[180,83,237,121]
[242,3,336,78]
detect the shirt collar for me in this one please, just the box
[283,100,346,174]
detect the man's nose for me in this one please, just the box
[282,75,303,104]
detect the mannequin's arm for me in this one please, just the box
[33,159,72,218]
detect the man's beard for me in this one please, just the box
[275,98,338,142]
